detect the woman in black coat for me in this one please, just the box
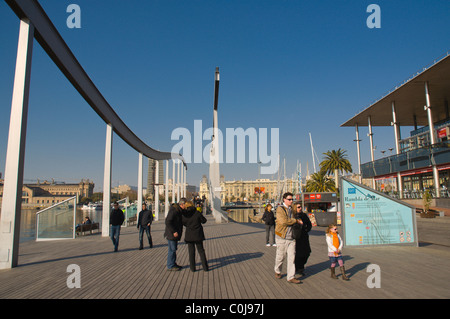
[293,202,312,276]
[181,201,209,272]
[261,204,276,246]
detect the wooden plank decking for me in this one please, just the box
[0,214,450,299]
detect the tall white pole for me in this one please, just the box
[137,153,143,212]
[102,123,113,237]
[309,133,316,173]
[0,19,34,269]
[184,165,186,197]
[165,160,169,217]
[177,160,181,202]
[391,102,403,198]
[155,160,160,221]
[172,160,176,203]
[354,124,362,183]
[425,81,440,198]
[368,116,375,188]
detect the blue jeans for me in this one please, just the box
[139,226,153,247]
[110,225,121,251]
[167,240,178,269]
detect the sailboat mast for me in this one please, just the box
[309,133,316,173]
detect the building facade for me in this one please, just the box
[0,179,94,207]
[199,175,298,202]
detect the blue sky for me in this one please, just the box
[1,0,450,191]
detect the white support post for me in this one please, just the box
[354,124,362,183]
[391,102,403,198]
[165,160,169,217]
[368,116,376,189]
[0,19,34,269]
[425,81,440,198]
[184,166,186,197]
[155,160,160,221]
[177,160,181,202]
[172,160,176,203]
[137,153,143,212]
[181,163,184,198]
[102,123,113,237]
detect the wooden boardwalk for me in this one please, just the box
[0,214,450,299]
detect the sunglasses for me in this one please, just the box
[286,198,293,201]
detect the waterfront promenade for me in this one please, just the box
[0,214,449,299]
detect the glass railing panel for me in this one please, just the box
[361,141,450,178]
[431,142,450,166]
[36,196,76,241]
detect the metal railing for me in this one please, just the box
[361,140,450,178]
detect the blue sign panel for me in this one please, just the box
[341,178,418,247]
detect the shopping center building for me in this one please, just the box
[342,52,450,207]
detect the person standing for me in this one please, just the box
[110,202,125,252]
[274,192,303,284]
[164,198,186,271]
[262,204,276,246]
[326,224,349,281]
[182,201,209,272]
[293,202,312,276]
[137,203,153,250]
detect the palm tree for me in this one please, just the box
[320,148,352,189]
[305,171,336,192]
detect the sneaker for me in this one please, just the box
[272,244,277,247]
[266,244,271,247]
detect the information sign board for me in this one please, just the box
[340,177,418,247]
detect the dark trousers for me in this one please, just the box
[295,238,311,271]
[139,225,153,248]
[187,241,208,271]
[110,225,121,251]
[295,253,310,271]
[265,224,275,244]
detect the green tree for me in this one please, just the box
[305,171,336,192]
[320,148,352,189]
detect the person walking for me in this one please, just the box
[137,203,153,250]
[262,204,276,246]
[274,192,303,284]
[164,198,186,271]
[325,224,349,280]
[293,202,312,276]
[182,201,209,272]
[110,202,125,252]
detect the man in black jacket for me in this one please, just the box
[164,198,186,271]
[137,203,153,250]
[110,202,125,252]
